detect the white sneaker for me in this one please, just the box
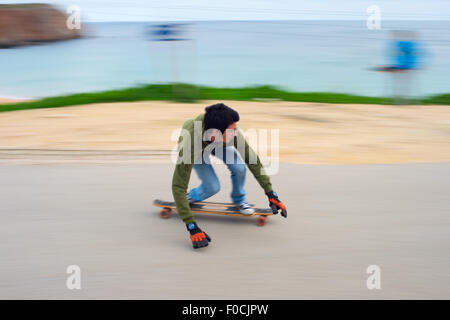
[238,201,255,214]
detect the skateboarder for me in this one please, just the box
[172,103,287,249]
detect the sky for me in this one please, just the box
[3,0,450,22]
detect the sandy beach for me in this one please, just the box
[0,100,449,164]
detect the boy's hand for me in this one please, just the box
[186,222,211,249]
[266,191,287,218]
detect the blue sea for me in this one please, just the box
[1,20,449,99]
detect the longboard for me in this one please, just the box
[153,199,273,226]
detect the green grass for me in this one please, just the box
[1,83,449,113]
[422,93,450,105]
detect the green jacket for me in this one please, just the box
[172,113,273,224]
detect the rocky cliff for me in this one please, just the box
[0,3,82,48]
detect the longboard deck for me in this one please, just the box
[153,199,273,217]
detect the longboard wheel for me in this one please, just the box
[256,216,266,227]
[159,208,171,219]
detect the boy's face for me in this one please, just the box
[209,122,237,144]
[223,122,237,144]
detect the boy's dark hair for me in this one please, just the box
[204,103,240,133]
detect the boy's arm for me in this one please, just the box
[234,129,272,193]
[172,162,195,224]
[171,129,196,224]
[234,129,287,217]
[172,127,211,248]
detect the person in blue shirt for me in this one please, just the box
[374,30,425,103]
[389,30,420,71]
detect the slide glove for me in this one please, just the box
[266,191,287,218]
[186,222,211,249]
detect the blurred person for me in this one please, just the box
[172,103,287,249]
[374,30,424,103]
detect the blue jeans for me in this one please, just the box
[188,146,247,204]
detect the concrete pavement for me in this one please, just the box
[0,162,449,299]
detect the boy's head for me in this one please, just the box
[204,103,239,144]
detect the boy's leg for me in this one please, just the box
[187,162,221,202]
[216,146,247,205]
